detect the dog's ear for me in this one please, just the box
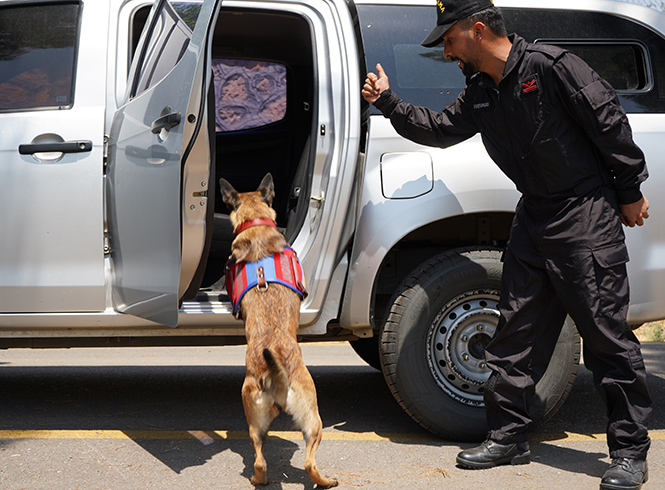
[257,173,274,207]
[231,241,252,263]
[219,178,239,211]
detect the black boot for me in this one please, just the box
[600,458,648,490]
[456,439,530,469]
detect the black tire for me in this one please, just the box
[379,247,580,441]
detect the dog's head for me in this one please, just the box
[219,173,277,230]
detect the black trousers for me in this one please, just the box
[484,187,651,459]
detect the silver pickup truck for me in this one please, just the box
[1,0,663,441]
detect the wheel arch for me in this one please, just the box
[369,211,514,331]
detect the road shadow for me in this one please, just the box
[527,342,665,477]
[0,362,424,483]
[536,342,665,435]
[1,342,663,482]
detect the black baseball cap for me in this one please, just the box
[421,0,495,47]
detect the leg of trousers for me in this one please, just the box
[484,244,568,445]
[485,226,651,459]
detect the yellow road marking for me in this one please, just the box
[0,430,664,443]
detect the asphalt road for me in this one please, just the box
[1,341,663,490]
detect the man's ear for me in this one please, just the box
[473,21,485,41]
[257,173,275,207]
[219,178,239,211]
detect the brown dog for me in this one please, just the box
[219,173,338,488]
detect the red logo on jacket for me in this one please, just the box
[521,76,539,94]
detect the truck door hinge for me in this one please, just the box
[103,134,109,170]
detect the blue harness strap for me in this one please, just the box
[225,247,307,318]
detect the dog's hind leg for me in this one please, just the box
[288,369,339,488]
[302,415,338,488]
[248,424,268,485]
[242,377,278,486]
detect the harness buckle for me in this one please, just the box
[256,266,268,292]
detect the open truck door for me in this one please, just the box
[107,0,219,327]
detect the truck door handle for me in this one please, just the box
[18,140,93,155]
[151,112,181,134]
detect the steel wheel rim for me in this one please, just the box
[427,290,500,406]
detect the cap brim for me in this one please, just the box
[421,22,455,47]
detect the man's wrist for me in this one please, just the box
[616,188,643,205]
[372,89,397,117]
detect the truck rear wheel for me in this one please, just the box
[379,247,580,441]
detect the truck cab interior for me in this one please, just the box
[202,8,316,290]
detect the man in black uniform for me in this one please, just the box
[361,1,652,489]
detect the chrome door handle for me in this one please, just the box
[151,112,181,134]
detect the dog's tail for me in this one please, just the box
[262,348,289,411]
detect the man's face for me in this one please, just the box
[443,22,481,77]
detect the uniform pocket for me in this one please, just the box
[591,242,630,316]
[579,79,623,135]
[580,79,614,111]
[592,242,630,268]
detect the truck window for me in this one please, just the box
[538,42,648,93]
[132,0,203,97]
[359,5,665,114]
[130,5,152,68]
[0,1,80,112]
[358,5,465,114]
[212,59,287,132]
[502,7,665,113]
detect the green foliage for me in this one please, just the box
[648,1,665,12]
[619,0,665,12]
[635,321,665,342]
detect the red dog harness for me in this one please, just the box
[225,219,307,318]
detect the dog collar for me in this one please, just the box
[234,218,277,234]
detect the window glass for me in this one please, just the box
[212,59,287,132]
[129,6,152,69]
[133,0,203,97]
[538,42,647,92]
[0,2,80,112]
[358,5,465,114]
[502,7,665,113]
[393,44,465,89]
[359,5,665,114]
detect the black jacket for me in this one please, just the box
[374,34,648,204]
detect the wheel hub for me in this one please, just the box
[427,292,499,406]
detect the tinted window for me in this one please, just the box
[540,42,648,92]
[358,5,465,114]
[502,7,665,113]
[0,2,80,112]
[130,5,152,69]
[132,0,203,97]
[358,5,665,114]
[212,59,287,132]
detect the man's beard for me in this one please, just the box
[459,58,479,77]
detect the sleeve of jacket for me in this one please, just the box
[552,51,648,204]
[373,89,479,149]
